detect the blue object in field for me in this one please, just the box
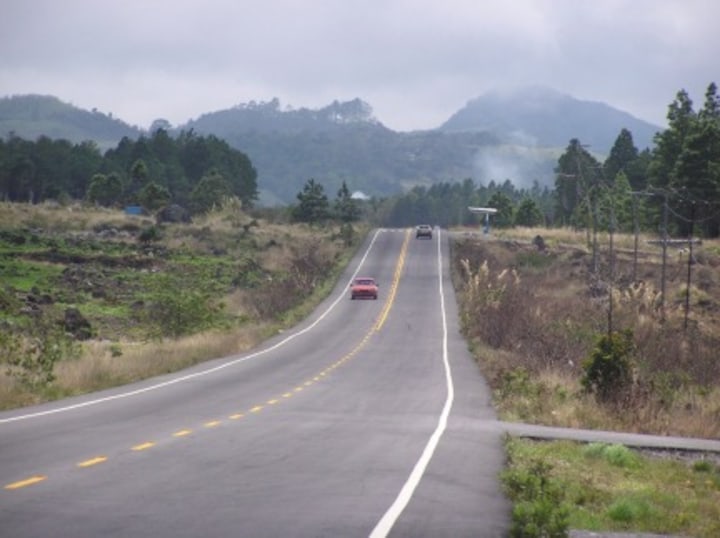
[125,206,142,215]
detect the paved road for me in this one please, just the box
[0,229,510,538]
[3,228,718,538]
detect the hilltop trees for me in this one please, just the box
[648,83,720,237]
[0,135,103,202]
[2,81,717,236]
[0,129,258,214]
[103,129,258,210]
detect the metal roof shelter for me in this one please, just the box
[468,206,498,234]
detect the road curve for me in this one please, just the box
[0,229,511,538]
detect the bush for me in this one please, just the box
[140,276,218,338]
[606,496,655,523]
[0,318,77,389]
[138,225,162,244]
[502,452,570,537]
[583,443,641,469]
[581,329,635,403]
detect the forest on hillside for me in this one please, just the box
[0,130,258,214]
[1,83,718,237]
[380,83,720,238]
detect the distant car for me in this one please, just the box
[416,224,433,239]
[350,277,378,300]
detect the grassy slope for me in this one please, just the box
[0,201,363,408]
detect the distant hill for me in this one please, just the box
[0,89,663,204]
[185,97,382,133]
[180,99,502,204]
[0,95,141,150]
[441,86,660,153]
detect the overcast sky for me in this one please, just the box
[2,0,717,132]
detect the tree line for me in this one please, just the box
[0,129,258,213]
[2,83,717,237]
[380,83,720,238]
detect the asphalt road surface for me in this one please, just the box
[1,229,512,538]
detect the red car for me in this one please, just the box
[350,277,379,300]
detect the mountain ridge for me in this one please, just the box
[0,89,663,204]
[0,94,142,150]
[441,86,659,151]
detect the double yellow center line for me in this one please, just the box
[374,229,410,331]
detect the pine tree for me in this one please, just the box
[292,179,330,224]
[334,181,361,222]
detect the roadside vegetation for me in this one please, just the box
[503,437,720,538]
[451,226,720,537]
[0,200,365,409]
[453,227,720,439]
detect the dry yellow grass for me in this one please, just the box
[458,227,720,439]
[0,200,148,231]
[0,324,275,408]
[523,370,720,438]
[53,326,269,391]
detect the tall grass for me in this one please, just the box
[453,228,720,439]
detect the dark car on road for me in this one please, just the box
[415,224,433,239]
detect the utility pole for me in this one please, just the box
[684,202,696,331]
[660,191,669,318]
[592,190,599,275]
[630,190,657,283]
[632,193,639,282]
[607,191,615,336]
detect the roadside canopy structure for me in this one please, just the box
[468,207,498,234]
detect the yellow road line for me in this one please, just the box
[375,229,410,331]
[132,442,155,451]
[204,420,221,428]
[4,475,47,490]
[173,429,192,437]
[77,456,107,468]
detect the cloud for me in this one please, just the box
[1,0,718,130]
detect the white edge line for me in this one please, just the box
[0,229,386,424]
[369,228,454,538]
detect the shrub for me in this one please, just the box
[138,225,162,244]
[502,452,570,538]
[0,318,77,389]
[692,459,714,473]
[581,329,635,403]
[606,496,655,523]
[140,276,218,338]
[583,443,641,469]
